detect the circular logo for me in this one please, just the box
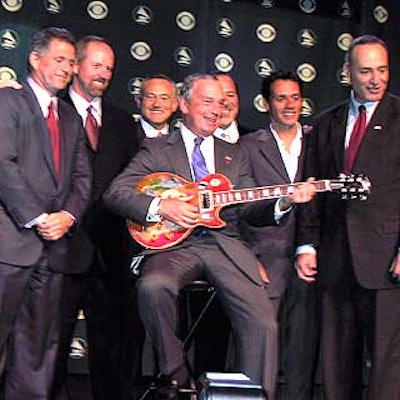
[0,66,17,81]
[373,5,389,24]
[255,58,276,78]
[0,29,20,50]
[297,63,317,82]
[297,28,317,48]
[337,32,353,51]
[1,0,23,12]
[214,53,234,72]
[299,0,316,14]
[174,46,193,67]
[132,5,153,25]
[44,0,62,14]
[337,67,351,86]
[128,77,143,96]
[260,0,275,8]
[217,18,235,38]
[69,337,88,360]
[253,94,267,113]
[256,23,276,42]
[301,98,315,117]
[176,11,196,31]
[87,1,108,20]
[130,41,152,61]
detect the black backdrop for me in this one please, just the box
[0,0,399,129]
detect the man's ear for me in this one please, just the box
[172,96,179,113]
[178,96,188,115]
[342,62,351,83]
[28,51,40,71]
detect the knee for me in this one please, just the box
[137,273,179,301]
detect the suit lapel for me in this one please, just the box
[21,85,58,183]
[329,102,349,171]
[257,129,290,182]
[166,130,193,181]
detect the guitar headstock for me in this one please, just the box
[331,173,371,200]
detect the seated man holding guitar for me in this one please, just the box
[103,73,317,400]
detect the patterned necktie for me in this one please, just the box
[85,106,99,151]
[46,100,61,178]
[192,137,209,181]
[345,105,367,173]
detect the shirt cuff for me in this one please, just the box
[146,197,162,222]
[274,198,292,223]
[24,213,49,228]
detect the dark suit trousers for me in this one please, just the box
[137,236,279,400]
[0,256,63,400]
[321,280,400,400]
[279,270,319,400]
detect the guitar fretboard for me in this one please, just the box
[206,180,334,207]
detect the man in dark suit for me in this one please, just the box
[134,74,178,140]
[56,36,141,400]
[296,35,400,400]
[0,27,91,399]
[240,71,318,400]
[103,73,316,400]
[213,72,254,143]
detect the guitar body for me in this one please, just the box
[127,172,233,249]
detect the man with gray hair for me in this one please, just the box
[103,73,316,400]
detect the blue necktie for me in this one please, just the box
[192,137,209,181]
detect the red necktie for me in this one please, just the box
[85,106,99,151]
[345,105,366,173]
[46,100,61,178]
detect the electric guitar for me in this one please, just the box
[127,172,371,250]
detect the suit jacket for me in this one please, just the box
[297,93,400,290]
[103,129,279,285]
[63,93,140,274]
[0,84,91,272]
[239,128,307,297]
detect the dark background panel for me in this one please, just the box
[0,0,398,130]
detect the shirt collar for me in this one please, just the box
[140,117,169,138]
[214,120,239,144]
[69,86,102,124]
[27,76,58,117]
[349,90,379,116]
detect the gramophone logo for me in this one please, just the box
[132,5,153,25]
[337,0,351,18]
[69,337,88,360]
[176,11,196,31]
[174,46,193,67]
[299,0,316,14]
[128,77,143,96]
[214,53,234,72]
[337,68,351,87]
[254,94,267,113]
[44,0,62,14]
[255,58,276,78]
[217,18,235,38]
[1,0,23,12]
[337,33,353,51]
[301,98,315,118]
[0,29,19,50]
[260,0,275,8]
[373,5,389,24]
[130,41,152,61]
[256,23,276,43]
[87,1,108,20]
[0,66,17,81]
[297,29,317,48]
[297,63,317,83]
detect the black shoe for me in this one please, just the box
[155,376,179,400]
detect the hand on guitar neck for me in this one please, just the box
[278,177,317,212]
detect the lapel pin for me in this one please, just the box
[224,155,232,164]
[373,125,383,130]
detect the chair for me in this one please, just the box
[139,280,217,400]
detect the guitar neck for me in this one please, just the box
[210,180,335,207]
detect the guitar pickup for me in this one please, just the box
[199,190,213,212]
